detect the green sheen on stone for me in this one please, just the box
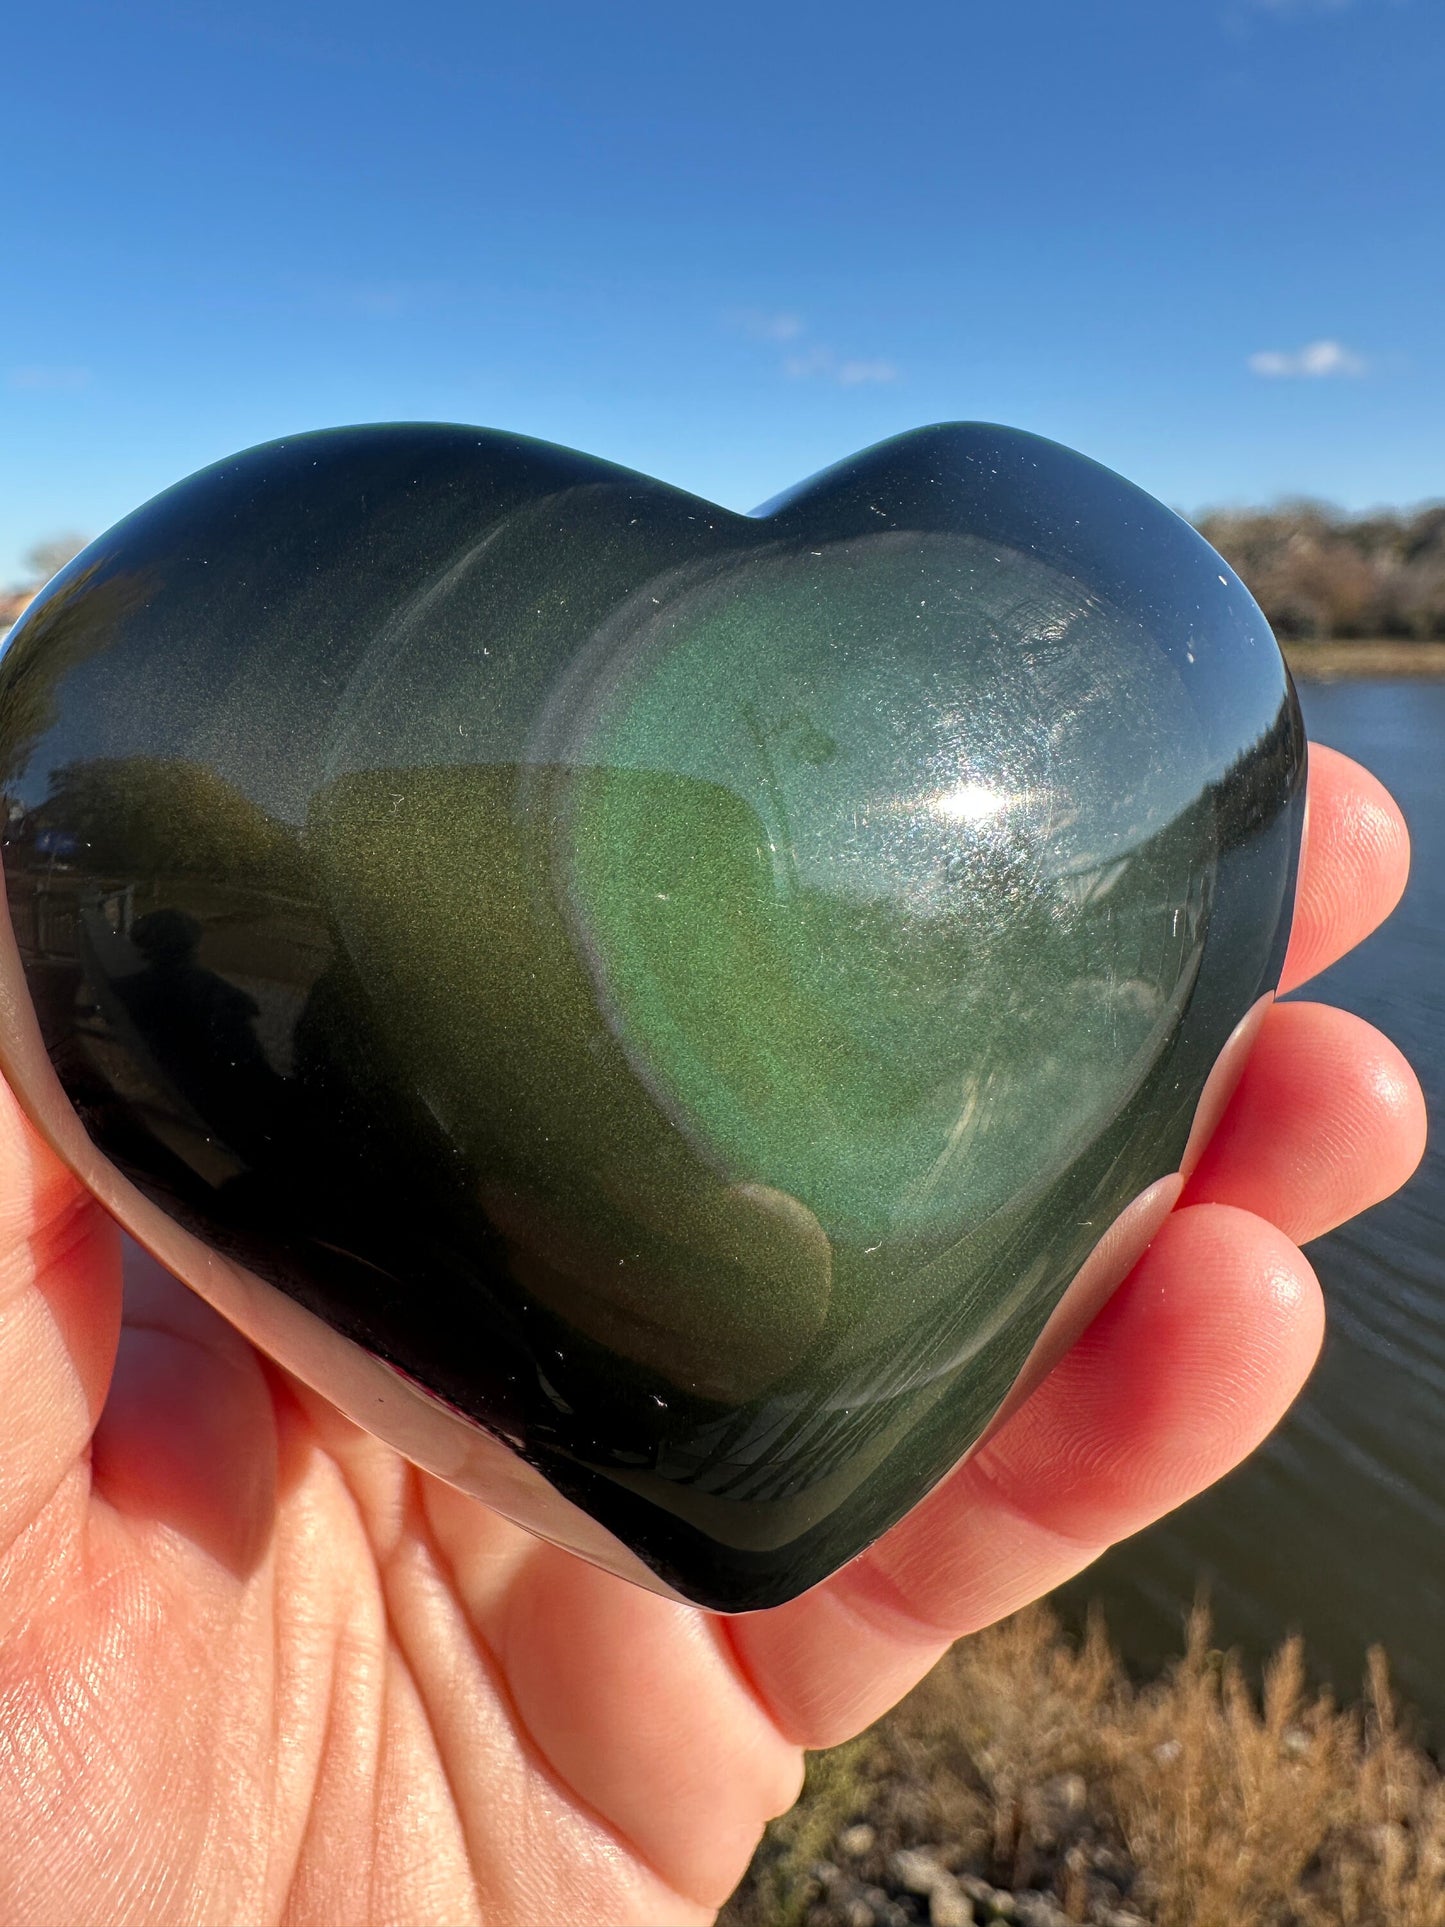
[0,421,1304,1609]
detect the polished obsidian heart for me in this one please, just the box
[0,423,1303,1610]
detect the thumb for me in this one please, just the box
[0,1073,121,1565]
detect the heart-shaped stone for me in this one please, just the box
[0,423,1303,1610]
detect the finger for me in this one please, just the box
[1281,744,1409,994]
[489,1548,804,1910]
[726,1204,1322,1747]
[89,1244,278,1580]
[0,1076,121,1570]
[1181,1000,1425,1243]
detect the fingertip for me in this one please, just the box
[1364,1024,1430,1182]
[994,1202,1325,1514]
[1281,744,1410,994]
[1182,1001,1427,1243]
[1158,1201,1326,1357]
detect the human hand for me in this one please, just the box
[0,746,1423,1926]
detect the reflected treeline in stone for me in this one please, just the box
[0,421,1304,1608]
[36,754,312,891]
[0,561,157,787]
[1208,694,1305,856]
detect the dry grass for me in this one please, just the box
[721,1604,1445,1927]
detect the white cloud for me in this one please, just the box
[730,308,806,342]
[8,365,92,392]
[1245,0,1358,13]
[731,309,899,384]
[1244,0,1407,13]
[783,344,898,386]
[1248,338,1369,378]
[345,284,418,317]
[836,357,900,386]
[290,275,449,318]
[338,279,447,317]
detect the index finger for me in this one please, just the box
[1279,743,1410,994]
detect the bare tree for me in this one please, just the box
[23,533,90,585]
[1195,501,1445,640]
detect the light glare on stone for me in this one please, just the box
[934,782,1010,823]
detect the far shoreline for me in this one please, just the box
[1284,639,1445,680]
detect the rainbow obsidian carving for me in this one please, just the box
[0,423,1304,1609]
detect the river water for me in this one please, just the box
[1061,678,1445,1736]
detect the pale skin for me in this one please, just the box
[0,745,1426,1927]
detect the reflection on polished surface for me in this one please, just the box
[0,422,1304,1610]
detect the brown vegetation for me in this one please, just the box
[0,588,35,630]
[1282,639,1445,680]
[721,1604,1445,1927]
[1198,502,1445,642]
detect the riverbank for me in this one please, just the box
[1283,640,1445,680]
[720,1603,1445,1927]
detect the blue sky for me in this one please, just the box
[2,0,1441,581]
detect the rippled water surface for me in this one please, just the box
[1062,679,1445,1735]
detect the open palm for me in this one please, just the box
[0,745,1424,1927]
